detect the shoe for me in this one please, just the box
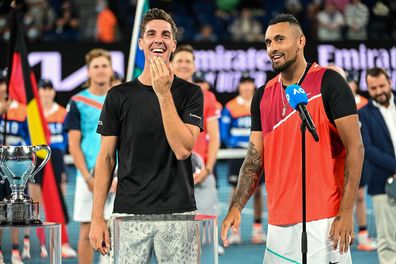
[0,251,4,264]
[228,230,241,245]
[61,243,77,258]
[357,230,377,251]
[40,245,48,258]
[251,223,266,244]
[11,251,23,264]
[218,245,225,255]
[22,238,30,259]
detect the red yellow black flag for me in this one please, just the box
[6,5,69,241]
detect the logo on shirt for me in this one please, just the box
[98,120,103,126]
[189,113,202,120]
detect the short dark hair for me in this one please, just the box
[268,13,302,31]
[366,67,390,82]
[171,45,195,61]
[38,78,54,89]
[140,8,177,40]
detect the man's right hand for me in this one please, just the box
[85,176,94,192]
[221,207,241,247]
[89,217,110,256]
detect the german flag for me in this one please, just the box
[6,5,69,240]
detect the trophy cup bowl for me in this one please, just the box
[0,145,51,225]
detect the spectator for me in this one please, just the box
[317,1,345,41]
[229,8,263,42]
[358,67,396,264]
[54,0,79,41]
[369,0,392,40]
[23,0,56,42]
[95,0,118,43]
[194,24,218,42]
[344,0,369,40]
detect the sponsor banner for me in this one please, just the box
[1,41,395,106]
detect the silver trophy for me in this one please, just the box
[0,145,51,225]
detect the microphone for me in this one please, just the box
[285,84,319,142]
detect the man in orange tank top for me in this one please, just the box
[222,14,364,264]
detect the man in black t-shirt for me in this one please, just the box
[88,8,203,263]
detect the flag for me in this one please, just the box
[6,6,69,239]
[126,0,149,81]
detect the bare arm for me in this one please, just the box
[230,131,263,211]
[221,131,263,246]
[68,130,92,189]
[157,94,200,159]
[89,135,117,255]
[205,118,220,174]
[194,118,220,184]
[91,135,117,220]
[151,57,201,160]
[329,114,364,253]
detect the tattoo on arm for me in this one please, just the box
[230,142,262,211]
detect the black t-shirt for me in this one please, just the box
[251,68,357,131]
[97,76,204,214]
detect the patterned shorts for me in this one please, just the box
[105,212,199,264]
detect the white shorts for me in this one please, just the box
[73,176,115,222]
[264,217,352,264]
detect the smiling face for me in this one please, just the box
[264,22,304,73]
[366,73,392,107]
[170,50,195,81]
[139,19,177,64]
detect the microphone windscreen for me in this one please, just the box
[285,84,308,110]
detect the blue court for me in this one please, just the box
[0,161,377,263]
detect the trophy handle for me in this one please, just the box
[30,145,52,182]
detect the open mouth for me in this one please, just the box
[151,48,165,56]
[271,54,283,63]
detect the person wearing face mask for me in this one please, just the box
[89,8,203,263]
[358,67,396,264]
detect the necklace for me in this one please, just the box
[279,64,308,117]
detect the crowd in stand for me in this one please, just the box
[0,0,396,43]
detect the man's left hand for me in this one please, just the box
[329,210,354,254]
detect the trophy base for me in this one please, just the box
[0,200,42,226]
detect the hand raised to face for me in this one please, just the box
[150,56,174,97]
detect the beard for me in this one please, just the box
[272,54,298,73]
[374,90,392,106]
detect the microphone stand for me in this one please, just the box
[301,123,307,264]
[300,118,319,264]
